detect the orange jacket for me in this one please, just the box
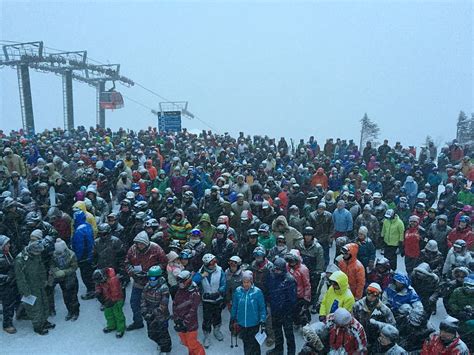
[337,243,366,299]
[311,168,328,189]
[146,159,158,180]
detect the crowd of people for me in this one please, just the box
[0,125,473,354]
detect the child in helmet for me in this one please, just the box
[140,265,172,353]
[93,268,126,338]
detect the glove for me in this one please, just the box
[319,316,326,322]
[231,319,241,335]
[144,313,154,321]
[458,310,472,321]
[260,322,266,334]
[54,270,66,278]
[174,319,187,332]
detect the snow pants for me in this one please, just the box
[320,241,330,268]
[0,286,18,328]
[240,325,261,355]
[271,312,295,355]
[309,273,321,306]
[78,260,95,293]
[147,318,172,353]
[178,331,205,355]
[405,256,417,275]
[24,287,49,330]
[130,286,144,326]
[384,245,398,271]
[104,300,125,333]
[49,277,80,316]
[58,277,80,316]
[202,301,222,332]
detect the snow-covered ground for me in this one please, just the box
[1,247,447,355]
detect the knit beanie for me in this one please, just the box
[55,238,67,254]
[167,251,179,262]
[30,229,44,241]
[242,270,253,282]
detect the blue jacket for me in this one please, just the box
[357,238,376,268]
[72,211,94,262]
[368,181,383,194]
[403,177,418,199]
[266,271,297,316]
[427,173,442,187]
[332,208,353,233]
[383,273,421,312]
[231,285,267,327]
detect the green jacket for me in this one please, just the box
[152,171,169,195]
[14,249,47,296]
[457,190,474,206]
[258,233,276,251]
[382,216,405,246]
[197,213,216,248]
[448,287,474,335]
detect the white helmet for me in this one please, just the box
[229,255,242,264]
[202,253,216,265]
[417,192,426,199]
[425,240,438,252]
[95,161,104,169]
[126,191,135,199]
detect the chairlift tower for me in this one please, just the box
[0,41,134,134]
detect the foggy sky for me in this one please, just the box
[1,1,472,147]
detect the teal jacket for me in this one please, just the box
[231,285,267,327]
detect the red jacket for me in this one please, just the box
[95,268,123,303]
[327,313,368,354]
[125,242,167,288]
[404,226,422,258]
[287,261,311,302]
[337,243,366,299]
[422,333,469,355]
[447,226,474,251]
[52,215,72,242]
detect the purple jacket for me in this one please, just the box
[172,283,201,332]
[170,175,186,194]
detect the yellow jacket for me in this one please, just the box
[319,270,355,316]
[72,201,98,237]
